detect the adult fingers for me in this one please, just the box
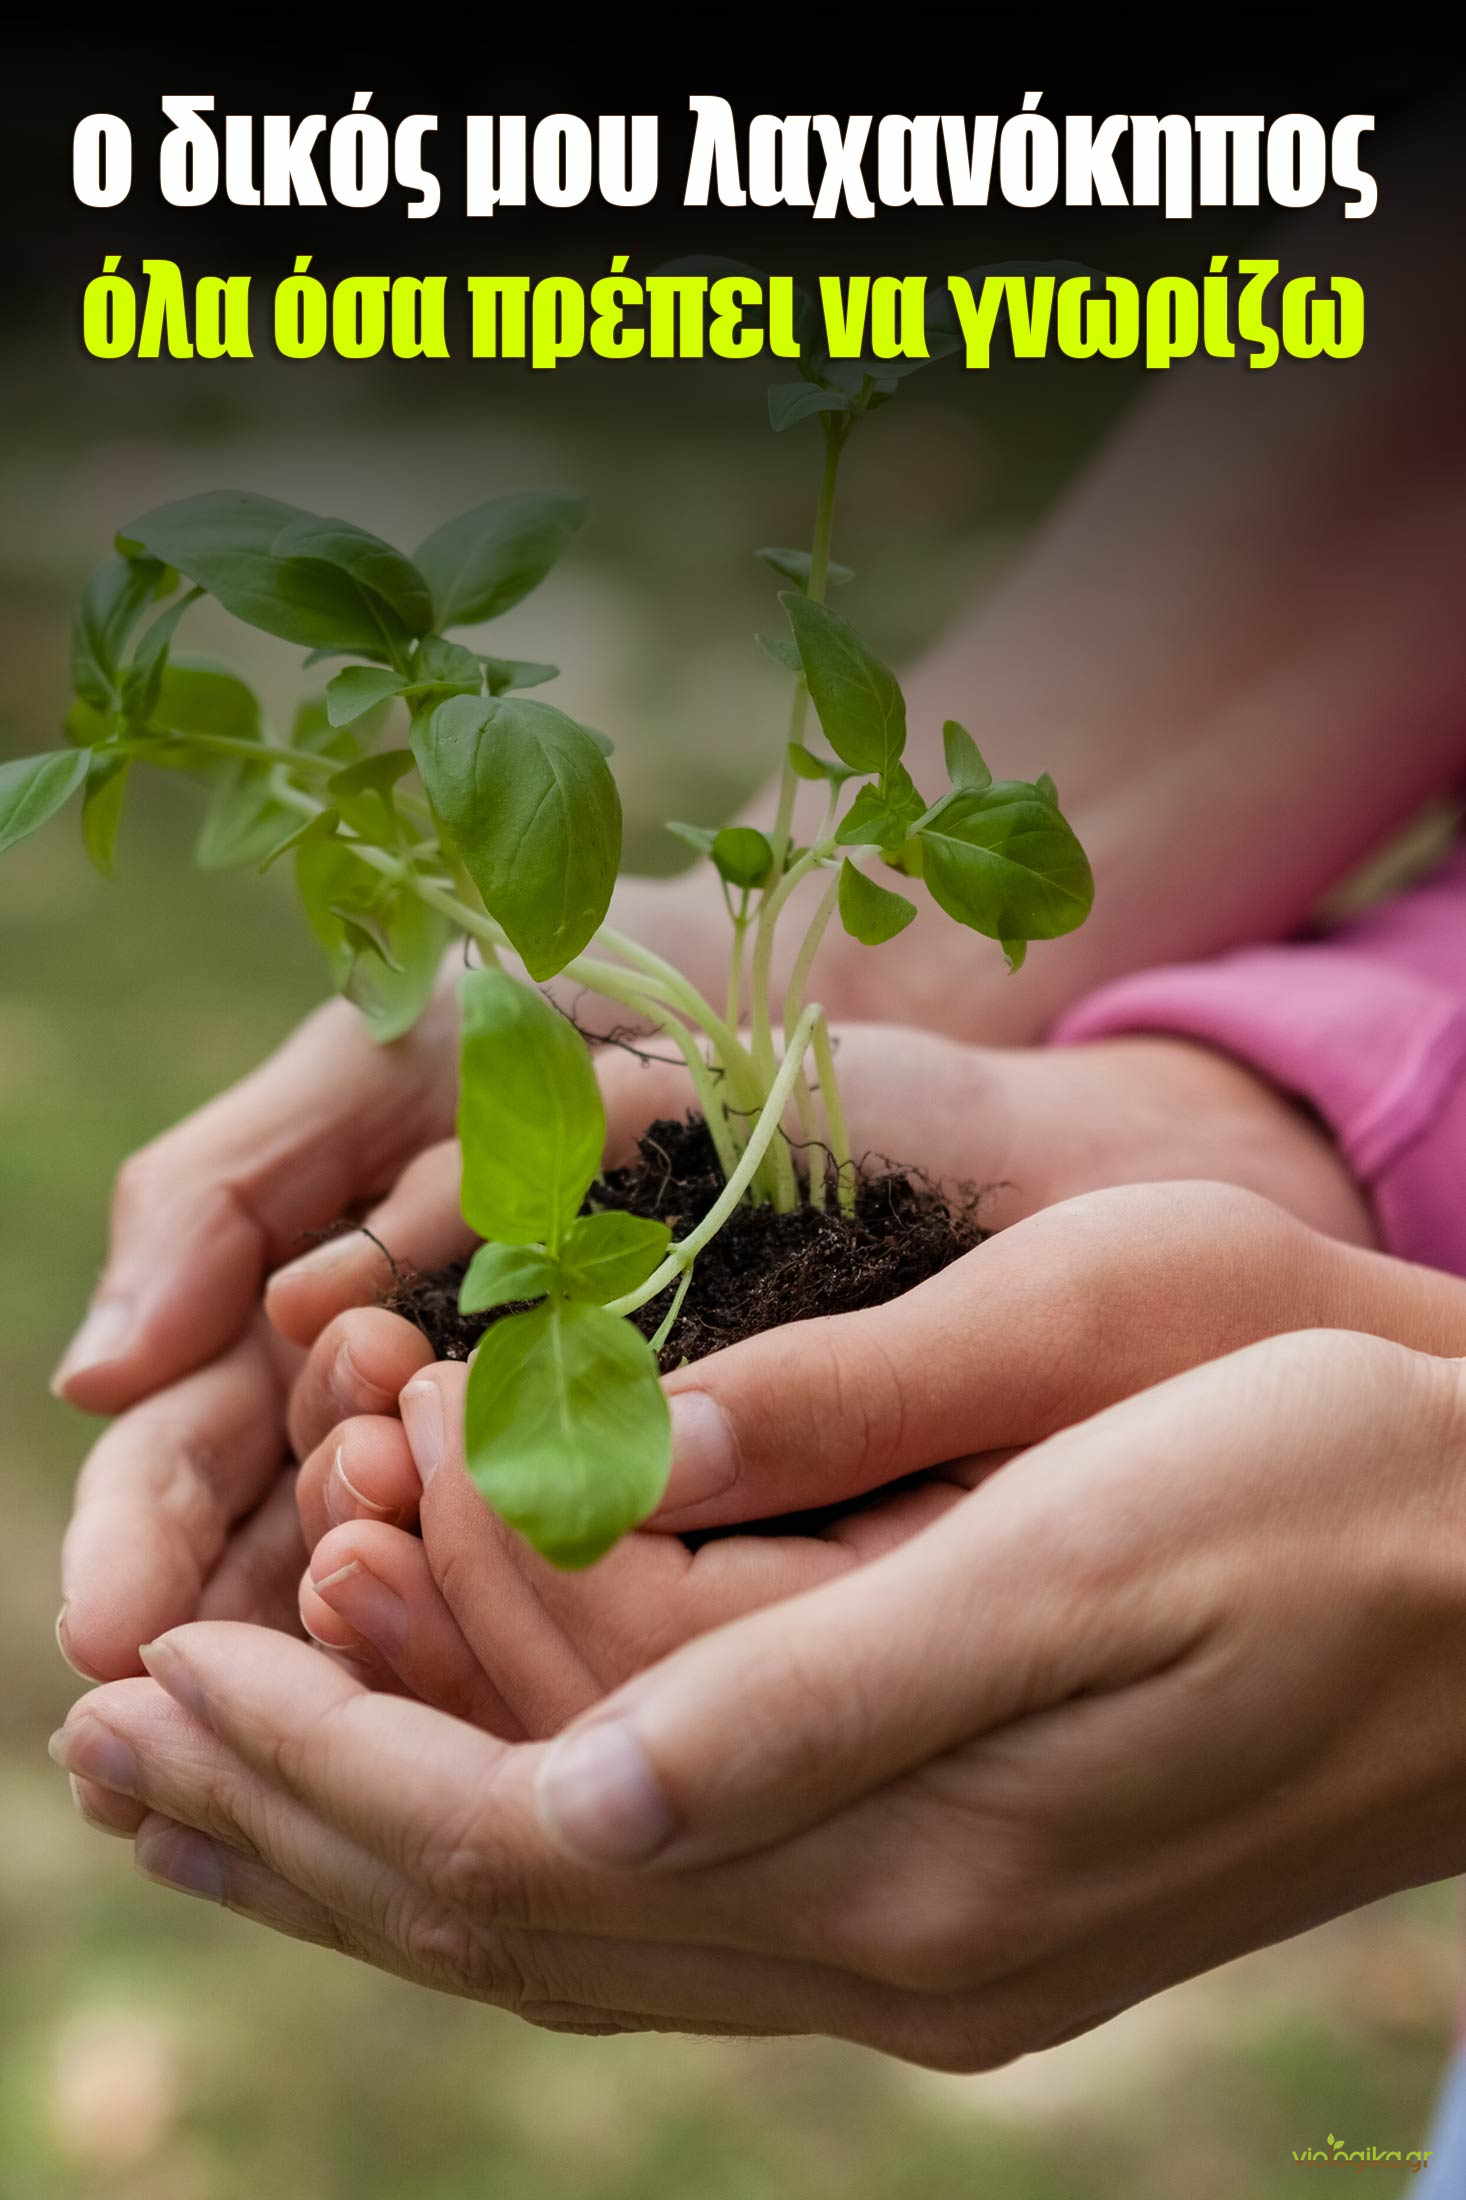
[647,1180,1343,1531]
[295,1414,421,1554]
[266,1140,470,1350]
[286,1308,434,1463]
[59,1321,291,1681]
[402,1363,970,1738]
[53,989,458,1412]
[195,1470,308,1637]
[302,1522,526,1734]
[58,1645,927,2050]
[531,1381,1220,1872]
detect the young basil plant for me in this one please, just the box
[9,370,1094,1569]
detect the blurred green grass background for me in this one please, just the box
[0,343,1457,2197]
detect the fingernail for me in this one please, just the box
[313,1559,406,1659]
[50,1298,136,1396]
[535,1719,677,1866]
[135,1822,226,1903]
[326,1444,396,1527]
[657,1392,739,1515]
[49,1717,139,1796]
[138,1637,209,1726]
[68,1773,139,1838]
[54,1605,104,1684]
[400,1379,446,1487]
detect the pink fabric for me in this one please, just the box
[1052,847,1466,1276]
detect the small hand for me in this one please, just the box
[273,1019,1374,1470]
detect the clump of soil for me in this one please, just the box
[385,1115,985,1373]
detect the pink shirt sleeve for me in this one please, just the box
[1051,846,1466,1276]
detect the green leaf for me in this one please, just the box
[835,773,925,854]
[1036,772,1059,807]
[80,752,130,874]
[711,826,774,890]
[480,655,559,697]
[782,594,906,777]
[0,749,90,856]
[117,587,204,725]
[414,493,588,630]
[838,859,918,945]
[457,970,604,1248]
[787,742,860,787]
[325,749,415,843]
[665,820,716,859]
[257,807,338,874]
[464,1299,671,1568]
[150,658,262,746]
[768,383,851,433]
[755,548,854,590]
[413,696,620,981]
[758,632,803,674]
[942,720,992,794]
[122,492,425,657]
[292,694,364,765]
[1001,936,1028,973]
[413,635,482,688]
[559,1211,671,1302]
[327,665,409,727]
[180,666,303,871]
[270,513,433,641]
[72,554,169,710]
[458,1242,559,1315]
[917,783,1094,945]
[295,837,450,1041]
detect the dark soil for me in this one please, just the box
[384,1115,986,1373]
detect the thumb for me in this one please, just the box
[648,1180,1374,1533]
[649,1203,1103,1530]
[531,1392,1189,1870]
[53,989,457,1412]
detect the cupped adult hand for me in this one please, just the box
[51,872,721,1680]
[52,1329,1466,2067]
[287,1179,1465,1731]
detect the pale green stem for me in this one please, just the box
[780,866,841,1200]
[726,913,748,1030]
[811,1010,856,1216]
[750,417,850,1085]
[604,1005,822,1318]
[648,1261,696,1355]
[781,868,840,1042]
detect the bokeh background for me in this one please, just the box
[5,32,1464,2196]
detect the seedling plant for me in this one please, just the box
[5,339,1092,1566]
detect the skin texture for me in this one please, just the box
[51,141,1466,1681]
[52,1328,1466,2068]
[285,1180,1466,1725]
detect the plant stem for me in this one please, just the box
[647,1261,696,1355]
[604,1004,822,1318]
[726,912,748,1029]
[811,1011,856,1216]
[750,416,850,1089]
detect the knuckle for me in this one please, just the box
[832,1832,1042,1995]
[396,1898,505,1997]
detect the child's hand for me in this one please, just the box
[287,1179,1465,1735]
[270,1019,1374,1470]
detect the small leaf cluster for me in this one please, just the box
[781,594,1093,972]
[455,972,672,1568]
